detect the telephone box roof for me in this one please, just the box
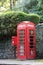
[17,21,35,28]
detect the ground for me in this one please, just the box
[0,59,43,65]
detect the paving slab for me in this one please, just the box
[0,59,43,65]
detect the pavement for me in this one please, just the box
[0,59,43,65]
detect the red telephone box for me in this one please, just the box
[17,21,36,59]
[26,22,36,59]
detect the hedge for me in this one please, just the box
[0,11,40,37]
[36,23,43,59]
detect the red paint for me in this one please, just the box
[12,21,36,60]
[12,36,17,46]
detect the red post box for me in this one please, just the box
[17,21,36,59]
[12,36,17,58]
[12,36,17,46]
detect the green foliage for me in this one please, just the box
[15,0,43,23]
[0,11,40,37]
[36,23,43,59]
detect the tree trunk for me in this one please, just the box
[10,0,12,10]
[13,0,15,6]
[10,0,16,10]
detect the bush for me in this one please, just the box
[36,23,43,59]
[0,11,40,37]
